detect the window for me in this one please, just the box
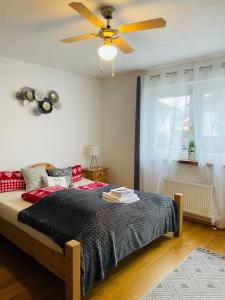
[158,95,191,159]
[201,93,225,156]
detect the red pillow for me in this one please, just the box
[21,186,66,204]
[75,182,108,190]
[0,171,26,192]
[72,165,82,182]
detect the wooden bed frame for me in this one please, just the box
[0,163,183,300]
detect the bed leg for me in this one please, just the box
[65,240,81,300]
[174,193,183,237]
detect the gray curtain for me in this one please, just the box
[134,76,141,189]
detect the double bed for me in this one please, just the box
[0,163,183,300]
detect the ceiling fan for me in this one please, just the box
[61,2,167,62]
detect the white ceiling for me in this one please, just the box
[1,0,225,78]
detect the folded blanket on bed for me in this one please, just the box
[18,185,178,296]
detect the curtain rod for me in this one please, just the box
[166,71,177,77]
[184,68,194,74]
[149,74,161,79]
[199,64,213,71]
[147,63,225,79]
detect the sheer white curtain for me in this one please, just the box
[140,56,225,228]
[140,72,188,194]
[193,66,225,228]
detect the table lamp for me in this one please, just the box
[89,145,100,169]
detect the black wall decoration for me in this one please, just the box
[16,87,61,115]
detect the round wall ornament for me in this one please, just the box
[34,89,45,101]
[48,90,59,103]
[16,87,61,115]
[23,99,30,107]
[39,98,53,114]
[16,92,23,101]
[21,87,35,102]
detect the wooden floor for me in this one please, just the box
[0,220,225,300]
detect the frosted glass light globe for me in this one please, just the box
[98,45,117,61]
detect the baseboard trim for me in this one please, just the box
[184,212,212,226]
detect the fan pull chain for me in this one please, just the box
[112,59,115,77]
[100,58,103,74]
[99,58,116,77]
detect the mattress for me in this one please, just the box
[0,178,93,254]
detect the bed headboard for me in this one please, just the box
[31,162,55,170]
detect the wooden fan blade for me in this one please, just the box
[61,33,97,43]
[118,18,166,33]
[69,2,104,28]
[114,37,134,54]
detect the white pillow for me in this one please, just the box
[45,176,68,188]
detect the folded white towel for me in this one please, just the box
[102,191,140,203]
[103,191,136,200]
[103,196,140,204]
[110,187,134,196]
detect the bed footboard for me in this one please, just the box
[0,217,81,300]
[65,240,81,300]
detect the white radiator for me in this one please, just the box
[164,178,214,218]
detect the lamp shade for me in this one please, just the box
[89,145,100,156]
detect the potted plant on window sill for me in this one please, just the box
[188,140,196,161]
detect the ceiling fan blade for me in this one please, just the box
[69,2,104,28]
[61,33,97,43]
[118,18,166,33]
[114,37,134,54]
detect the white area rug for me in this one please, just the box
[142,248,225,299]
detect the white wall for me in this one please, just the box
[0,57,102,170]
[102,72,140,188]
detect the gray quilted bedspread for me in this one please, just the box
[18,185,177,296]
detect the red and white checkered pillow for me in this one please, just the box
[21,186,66,204]
[0,171,26,192]
[72,165,82,182]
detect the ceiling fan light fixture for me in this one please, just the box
[61,2,167,74]
[98,44,117,61]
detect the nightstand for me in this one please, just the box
[83,167,108,183]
